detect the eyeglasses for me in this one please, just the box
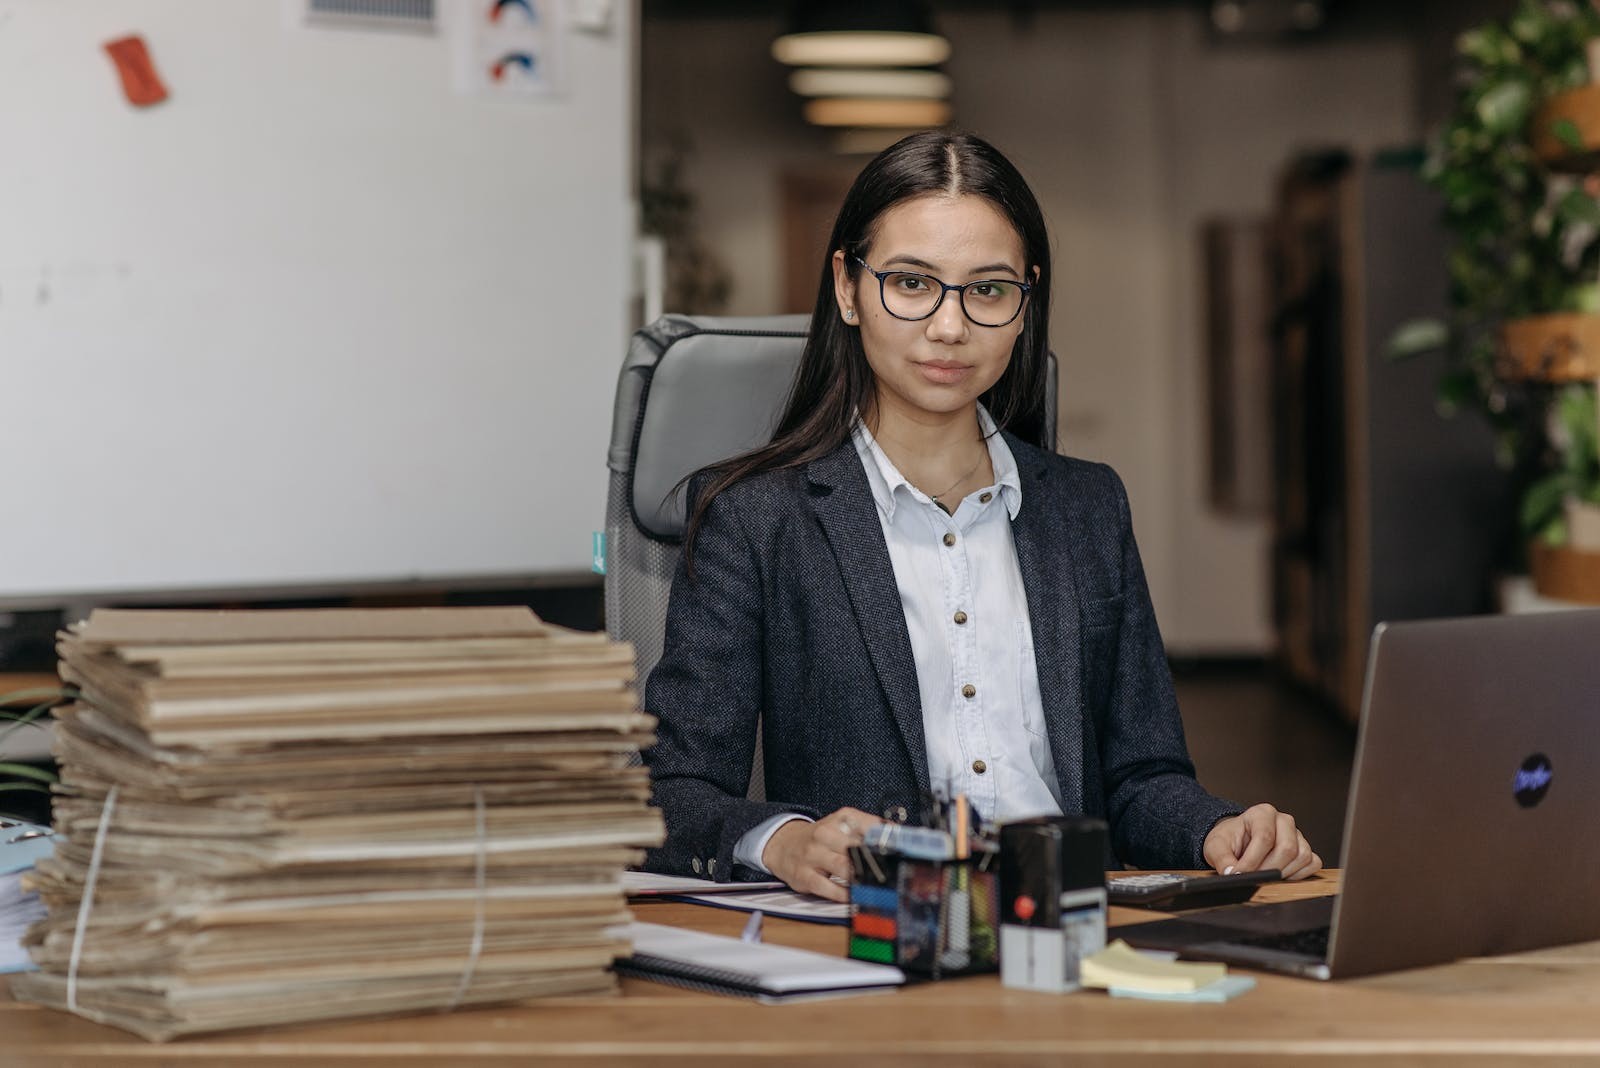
[852,254,1032,328]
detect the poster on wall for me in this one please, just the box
[449,0,567,98]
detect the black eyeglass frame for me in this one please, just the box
[850,254,1033,328]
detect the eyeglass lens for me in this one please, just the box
[879,272,1024,327]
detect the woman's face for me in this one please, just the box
[833,193,1030,425]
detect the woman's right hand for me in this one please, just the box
[762,807,882,903]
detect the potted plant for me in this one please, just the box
[0,687,62,822]
[1394,0,1600,601]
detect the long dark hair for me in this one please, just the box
[684,130,1053,565]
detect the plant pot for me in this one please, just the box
[1532,83,1600,171]
[1530,537,1600,603]
[1499,313,1600,382]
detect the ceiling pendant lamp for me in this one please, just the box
[773,0,952,142]
[788,68,952,101]
[802,98,952,128]
[771,1,950,69]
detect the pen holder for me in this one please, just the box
[845,843,1000,979]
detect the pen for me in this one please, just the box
[740,910,764,944]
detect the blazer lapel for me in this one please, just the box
[806,441,932,798]
[1005,434,1087,815]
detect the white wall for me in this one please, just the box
[1154,14,1418,652]
[0,0,635,603]
[642,8,1417,654]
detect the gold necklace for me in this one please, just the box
[928,450,987,511]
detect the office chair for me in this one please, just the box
[604,313,1059,800]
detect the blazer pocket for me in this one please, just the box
[1080,594,1122,717]
[1081,592,1123,631]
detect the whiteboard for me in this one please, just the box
[0,0,633,604]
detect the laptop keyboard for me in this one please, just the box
[1233,925,1331,959]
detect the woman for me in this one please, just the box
[643,131,1320,902]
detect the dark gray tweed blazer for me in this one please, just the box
[642,431,1240,880]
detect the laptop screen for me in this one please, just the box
[1328,610,1600,977]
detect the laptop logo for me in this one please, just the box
[1514,754,1553,808]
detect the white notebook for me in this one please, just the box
[618,922,904,1003]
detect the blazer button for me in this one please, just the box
[942,532,957,547]
[961,684,976,699]
[707,858,717,876]
[883,804,909,824]
[972,760,988,775]
[953,610,968,625]
[691,857,702,874]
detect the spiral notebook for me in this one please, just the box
[616,922,904,1003]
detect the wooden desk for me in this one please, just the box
[0,673,60,701]
[5,871,1600,1064]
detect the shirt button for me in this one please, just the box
[953,610,968,625]
[942,532,957,547]
[979,492,993,504]
[972,760,988,775]
[961,684,976,699]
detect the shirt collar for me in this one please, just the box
[850,404,1023,522]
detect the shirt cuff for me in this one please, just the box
[732,813,814,875]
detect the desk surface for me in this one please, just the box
[6,871,1600,1063]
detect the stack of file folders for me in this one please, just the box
[11,607,665,1040]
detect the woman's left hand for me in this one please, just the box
[1202,803,1321,881]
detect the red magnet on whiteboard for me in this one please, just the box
[104,35,169,107]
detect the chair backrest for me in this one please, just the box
[604,314,810,688]
[604,313,1058,796]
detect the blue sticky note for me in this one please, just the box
[1108,974,1257,1002]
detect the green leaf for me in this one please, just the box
[1386,318,1450,360]
[1569,283,1600,314]
[0,762,56,785]
[1550,116,1586,151]
[1476,79,1534,134]
[0,699,59,749]
[1509,9,1546,46]
[1521,471,1573,533]
[1557,188,1600,228]
[1457,28,1496,65]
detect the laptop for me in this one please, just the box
[1114,609,1600,979]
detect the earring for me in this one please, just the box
[843,309,856,321]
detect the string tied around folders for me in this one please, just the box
[66,784,119,1013]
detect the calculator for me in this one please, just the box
[1106,869,1281,910]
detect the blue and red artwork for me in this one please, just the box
[490,52,537,82]
[489,0,537,23]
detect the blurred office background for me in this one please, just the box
[4,0,1588,861]
[635,0,1533,858]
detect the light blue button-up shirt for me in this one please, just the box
[733,406,1064,873]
